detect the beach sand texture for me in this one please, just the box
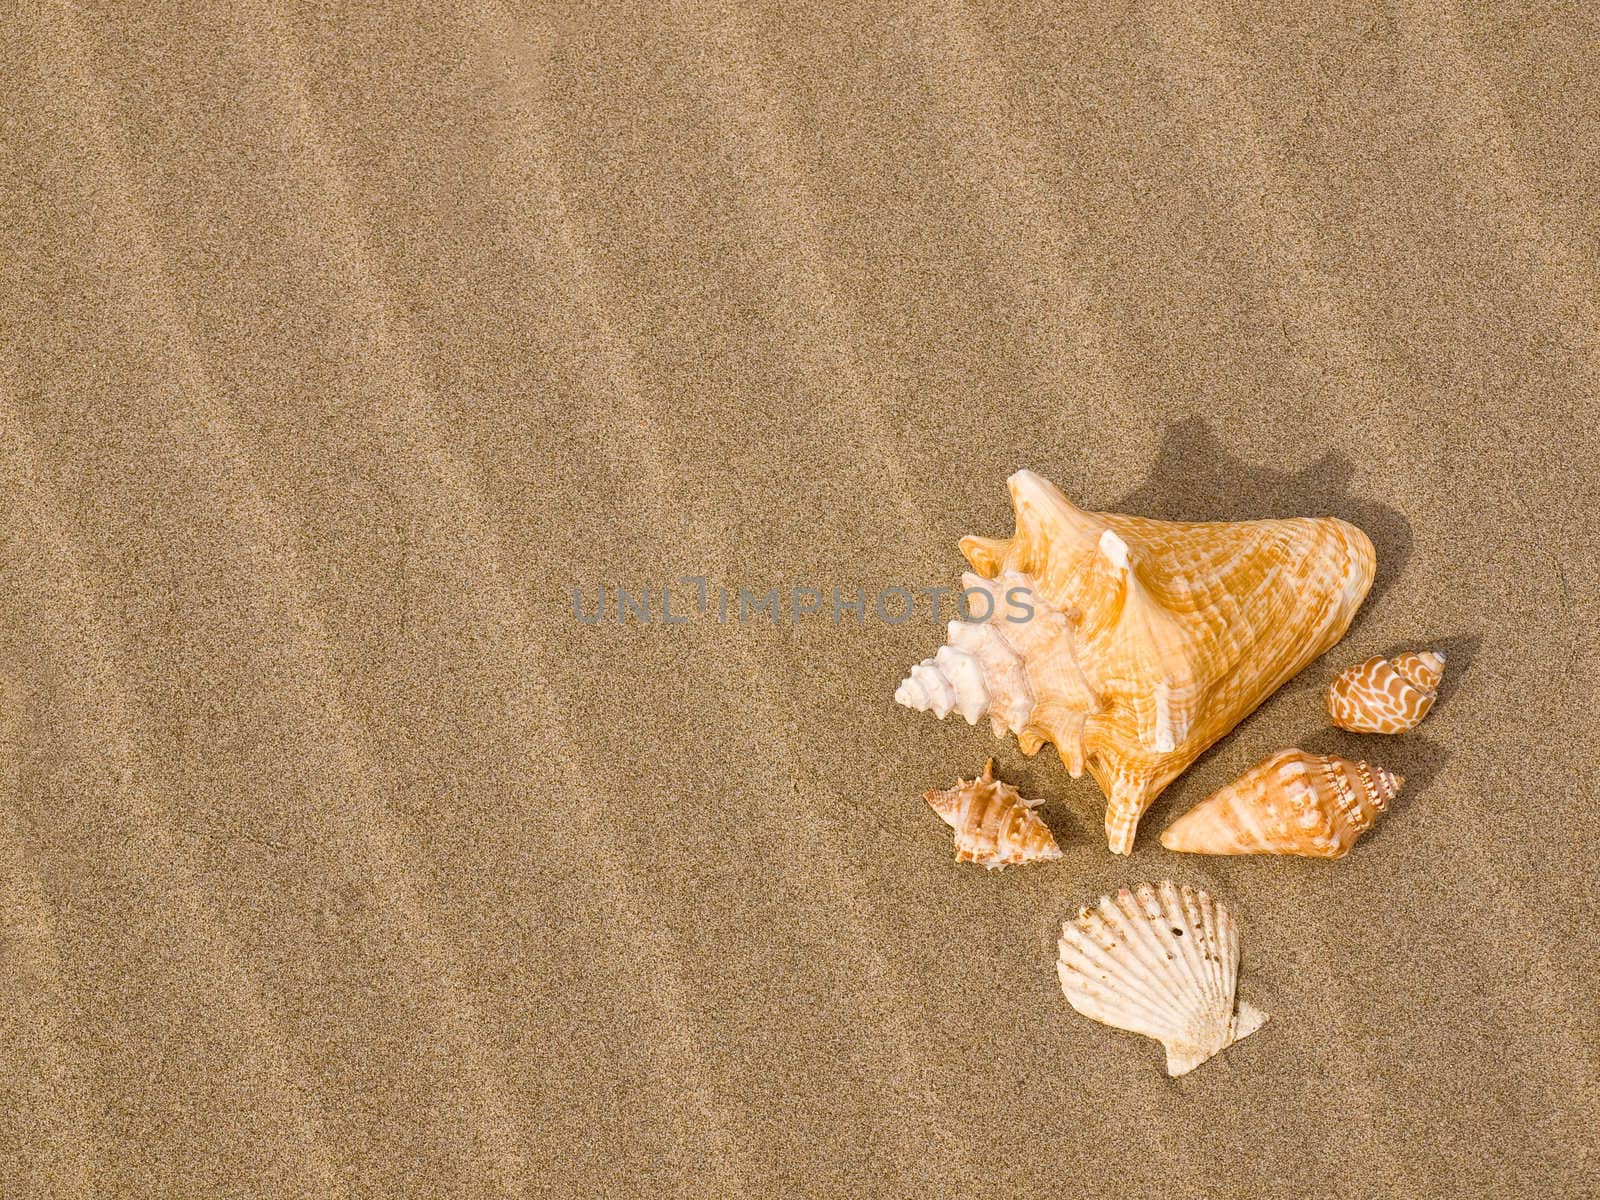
[3,4,1598,1197]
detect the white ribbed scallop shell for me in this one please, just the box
[1056,882,1268,1076]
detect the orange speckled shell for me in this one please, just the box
[1160,748,1404,859]
[923,760,1062,870]
[1326,651,1444,733]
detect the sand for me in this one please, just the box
[2,4,1597,1197]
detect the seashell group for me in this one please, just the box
[896,469,1376,854]
[1057,882,1268,1076]
[923,759,1063,870]
[1326,650,1445,733]
[1161,748,1404,859]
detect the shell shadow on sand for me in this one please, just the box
[1113,417,1413,631]
[1387,633,1481,710]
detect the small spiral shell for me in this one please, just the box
[1326,650,1444,733]
[923,759,1062,870]
[1160,748,1404,859]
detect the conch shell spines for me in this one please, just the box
[923,759,1062,870]
[897,470,1376,854]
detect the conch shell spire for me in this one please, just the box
[896,469,1376,854]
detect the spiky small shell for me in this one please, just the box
[896,470,1376,854]
[1056,882,1268,1076]
[1160,748,1404,859]
[923,759,1062,870]
[1326,651,1445,733]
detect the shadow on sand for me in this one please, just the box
[1386,633,1480,710]
[1111,417,1414,630]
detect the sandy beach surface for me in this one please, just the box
[3,4,1597,1197]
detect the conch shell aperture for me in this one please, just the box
[896,470,1376,853]
[1057,882,1268,1076]
[1160,747,1403,859]
[1326,650,1444,733]
[923,759,1062,870]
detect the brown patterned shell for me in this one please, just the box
[1326,651,1444,733]
[1159,748,1404,859]
[923,759,1062,870]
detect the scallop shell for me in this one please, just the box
[1160,748,1404,859]
[896,469,1376,853]
[1057,882,1268,1076]
[1326,650,1444,733]
[923,759,1063,869]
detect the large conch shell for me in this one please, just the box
[1326,650,1444,733]
[923,759,1063,869]
[895,470,1376,853]
[1056,882,1268,1076]
[1160,747,1403,858]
